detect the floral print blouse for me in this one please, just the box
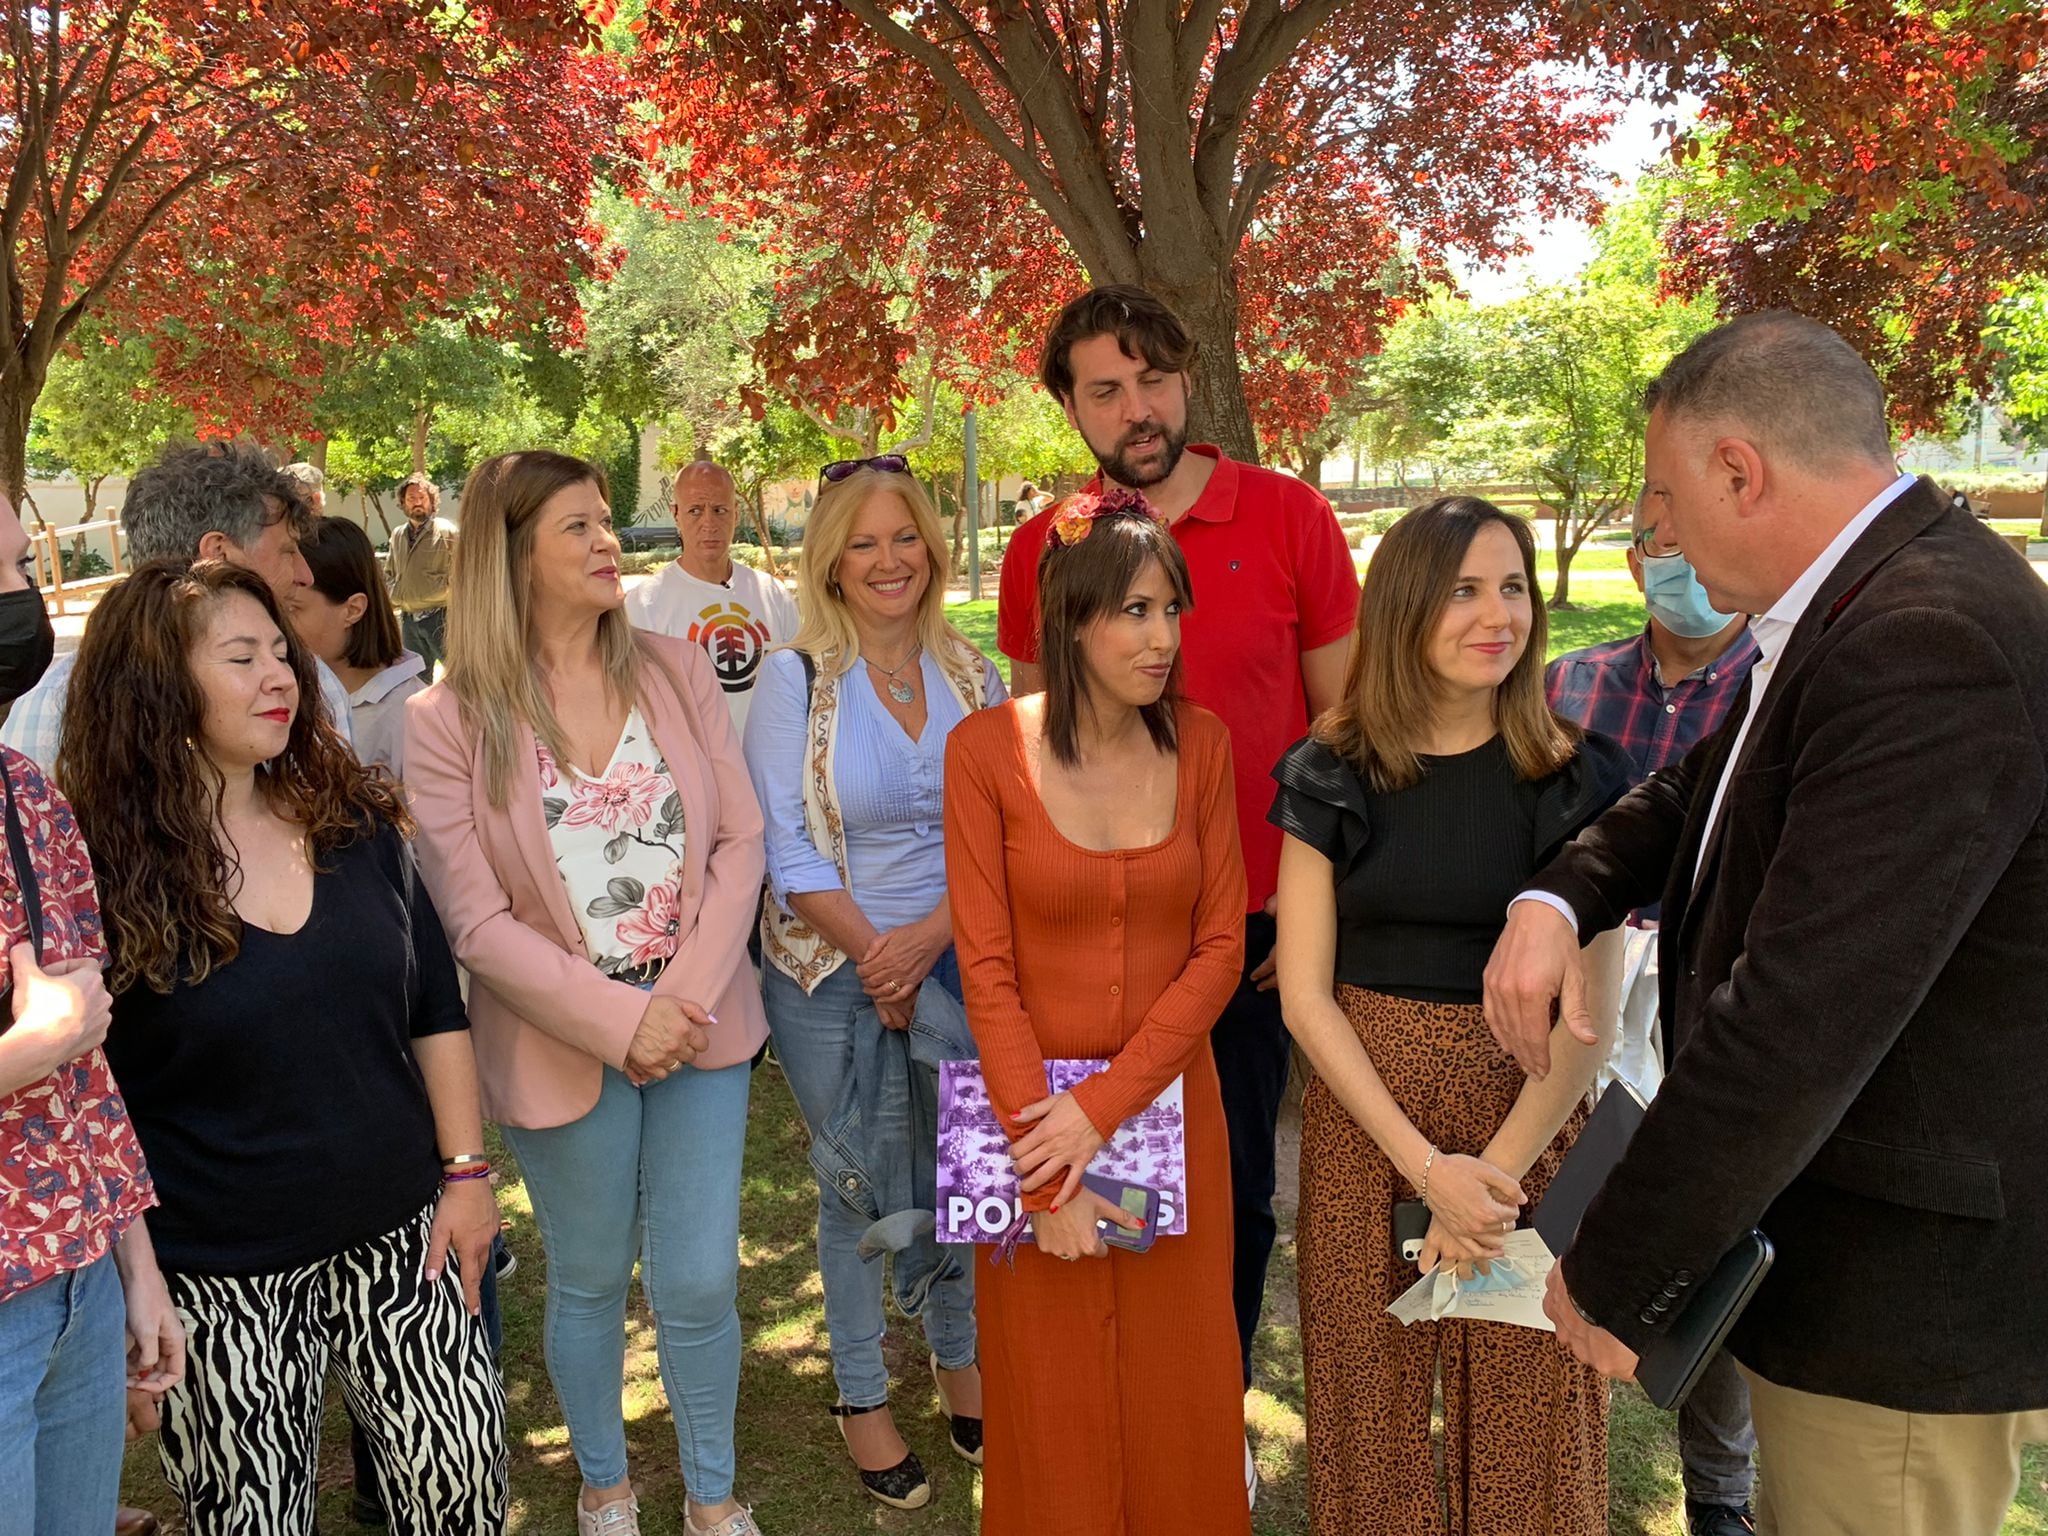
[537,707,689,982]
[0,749,154,1301]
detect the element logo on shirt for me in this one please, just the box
[686,602,774,693]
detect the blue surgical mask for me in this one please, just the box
[1641,553,1736,639]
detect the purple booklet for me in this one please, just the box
[935,1059,1187,1244]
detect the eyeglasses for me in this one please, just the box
[820,453,909,487]
[1632,526,1684,560]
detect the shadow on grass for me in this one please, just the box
[118,1056,2048,1535]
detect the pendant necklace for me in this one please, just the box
[866,643,921,705]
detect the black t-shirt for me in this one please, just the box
[1267,732,1630,1003]
[104,818,468,1275]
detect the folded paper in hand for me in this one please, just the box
[1387,1230,1557,1332]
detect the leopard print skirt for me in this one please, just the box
[1297,985,1609,1536]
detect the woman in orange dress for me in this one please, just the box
[943,492,1249,1536]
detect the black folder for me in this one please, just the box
[1534,1081,1774,1410]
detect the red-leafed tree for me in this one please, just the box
[633,1,2033,466]
[1584,0,2048,432]
[633,2,1621,464]
[0,0,628,503]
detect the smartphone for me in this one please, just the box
[1393,1199,1431,1267]
[1082,1173,1161,1253]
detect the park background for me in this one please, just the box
[9,0,2045,1529]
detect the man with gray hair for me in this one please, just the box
[276,461,326,515]
[1487,312,2048,1534]
[0,442,354,770]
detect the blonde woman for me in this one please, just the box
[404,451,769,1536]
[741,457,1002,1509]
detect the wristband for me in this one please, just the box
[442,1165,492,1184]
[441,1153,489,1169]
[1419,1145,1439,1206]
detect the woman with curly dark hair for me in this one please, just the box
[60,559,506,1536]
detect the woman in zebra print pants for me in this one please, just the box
[62,562,507,1535]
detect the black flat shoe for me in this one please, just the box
[1686,1500,1756,1536]
[929,1354,983,1466]
[828,1401,932,1510]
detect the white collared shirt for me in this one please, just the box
[1518,470,1917,931]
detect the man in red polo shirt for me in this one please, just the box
[999,285,1359,1393]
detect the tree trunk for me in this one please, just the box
[2038,463,2048,538]
[749,487,782,579]
[946,474,965,576]
[1141,273,1259,465]
[366,490,395,543]
[306,439,329,473]
[1299,446,1324,489]
[1548,506,1574,610]
[0,374,33,514]
[409,405,433,476]
[82,477,102,523]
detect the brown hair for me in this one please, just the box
[1039,284,1199,405]
[1037,510,1193,765]
[58,560,410,994]
[1316,497,1578,792]
[303,515,403,670]
[397,472,441,512]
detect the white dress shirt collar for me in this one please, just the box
[1749,471,1918,668]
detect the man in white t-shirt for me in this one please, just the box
[626,460,798,737]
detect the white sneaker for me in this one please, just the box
[578,1492,640,1536]
[686,1507,764,1536]
[1245,1434,1260,1510]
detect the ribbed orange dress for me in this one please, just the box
[943,700,1250,1536]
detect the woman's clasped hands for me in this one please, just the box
[854,915,947,1031]
[1415,1151,1525,1281]
[624,994,713,1086]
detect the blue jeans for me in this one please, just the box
[0,1253,127,1536]
[763,953,975,1407]
[500,1061,751,1503]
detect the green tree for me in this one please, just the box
[579,193,772,457]
[1987,281,2048,533]
[26,335,194,524]
[1454,285,1712,606]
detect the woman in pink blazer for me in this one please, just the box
[405,450,769,1536]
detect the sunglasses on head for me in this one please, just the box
[820,453,909,487]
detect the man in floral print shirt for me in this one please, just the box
[0,496,182,1535]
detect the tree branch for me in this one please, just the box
[839,0,1115,271]
[1193,0,1349,229]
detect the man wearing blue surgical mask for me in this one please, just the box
[1543,490,1759,1536]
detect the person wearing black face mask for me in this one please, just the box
[0,498,182,1536]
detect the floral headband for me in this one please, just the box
[1047,485,1160,549]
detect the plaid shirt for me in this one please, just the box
[1546,626,1760,921]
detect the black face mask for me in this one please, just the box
[0,587,55,706]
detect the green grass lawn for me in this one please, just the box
[117,1080,2048,1532]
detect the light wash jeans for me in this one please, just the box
[501,1059,752,1503]
[0,1252,127,1536]
[763,953,975,1408]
